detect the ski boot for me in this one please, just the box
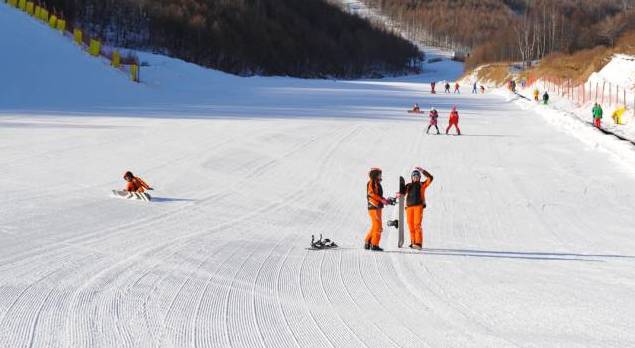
[370,245,384,252]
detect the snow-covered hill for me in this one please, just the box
[2,2,635,347]
[511,54,635,145]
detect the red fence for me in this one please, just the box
[528,74,634,112]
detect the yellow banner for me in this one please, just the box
[89,39,101,56]
[131,65,139,82]
[26,2,33,15]
[112,51,121,68]
[49,15,57,29]
[56,19,66,32]
[40,9,48,22]
[73,29,83,44]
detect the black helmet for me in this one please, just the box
[123,171,134,179]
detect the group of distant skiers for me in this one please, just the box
[533,89,623,129]
[532,88,550,104]
[365,167,433,251]
[431,81,484,94]
[411,104,461,135]
[590,102,624,128]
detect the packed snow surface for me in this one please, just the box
[590,54,635,91]
[2,3,635,347]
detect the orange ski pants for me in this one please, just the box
[406,205,424,245]
[365,209,383,246]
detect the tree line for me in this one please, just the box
[358,0,635,69]
[37,0,424,78]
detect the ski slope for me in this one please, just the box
[2,3,635,347]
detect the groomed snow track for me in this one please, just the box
[2,2,635,347]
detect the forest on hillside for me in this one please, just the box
[38,0,423,78]
[359,0,635,69]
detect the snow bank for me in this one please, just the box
[586,54,635,130]
[589,54,635,91]
[512,54,635,145]
[499,88,635,174]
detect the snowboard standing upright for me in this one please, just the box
[398,176,406,248]
[387,176,406,247]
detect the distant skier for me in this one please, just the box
[446,106,461,135]
[533,88,540,101]
[412,103,421,113]
[454,82,460,94]
[592,103,603,128]
[426,107,440,134]
[404,168,433,249]
[480,85,485,94]
[365,168,394,251]
[472,82,478,94]
[444,82,451,93]
[612,106,626,125]
[430,81,436,94]
[123,171,153,193]
[542,91,549,105]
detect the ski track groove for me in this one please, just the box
[274,239,302,348]
[154,242,227,348]
[192,150,323,348]
[359,253,419,346]
[237,129,346,346]
[190,241,244,348]
[301,125,367,347]
[251,234,291,348]
[139,242,219,346]
[121,241,196,345]
[297,248,335,348]
[370,255,431,346]
[223,243,264,348]
[306,123,375,347]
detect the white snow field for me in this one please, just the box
[2,3,635,347]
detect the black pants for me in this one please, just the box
[426,124,440,134]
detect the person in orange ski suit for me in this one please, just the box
[446,106,461,135]
[365,167,394,252]
[123,171,153,193]
[404,168,433,249]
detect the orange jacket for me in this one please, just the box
[367,180,384,210]
[126,177,151,193]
